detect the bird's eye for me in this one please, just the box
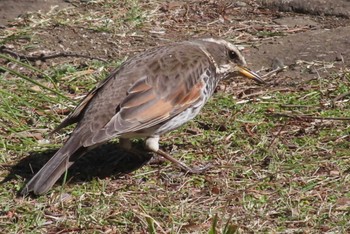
[228,50,238,60]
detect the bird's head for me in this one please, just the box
[195,38,264,84]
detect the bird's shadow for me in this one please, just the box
[2,142,154,193]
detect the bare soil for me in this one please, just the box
[1,0,350,232]
[1,0,349,82]
[260,0,350,18]
[0,0,71,26]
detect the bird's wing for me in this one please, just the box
[84,54,215,146]
[51,69,120,134]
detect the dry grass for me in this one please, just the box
[0,0,349,233]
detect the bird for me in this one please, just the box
[21,38,264,195]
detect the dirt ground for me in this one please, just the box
[1,0,350,232]
[1,0,349,82]
[0,0,70,26]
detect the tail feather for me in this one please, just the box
[21,137,85,195]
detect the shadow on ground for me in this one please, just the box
[2,142,154,191]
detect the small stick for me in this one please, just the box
[267,121,287,149]
[333,91,350,102]
[0,46,108,62]
[261,66,284,78]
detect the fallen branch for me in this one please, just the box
[0,46,108,62]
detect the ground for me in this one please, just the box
[0,0,349,233]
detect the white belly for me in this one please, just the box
[154,102,205,136]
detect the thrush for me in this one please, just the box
[21,38,264,195]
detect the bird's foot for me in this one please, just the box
[155,149,211,174]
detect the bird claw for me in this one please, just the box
[154,149,212,174]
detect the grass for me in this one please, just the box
[1,0,350,233]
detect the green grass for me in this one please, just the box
[1,0,350,233]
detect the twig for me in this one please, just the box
[261,66,285,78]
[238,87,294,100]
[333,91,350,102]
[280,104,318,108]
[267,121,287,149]
[0,46,108,62]
[266,111,350,121]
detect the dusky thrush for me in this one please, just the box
[22,38,264,195]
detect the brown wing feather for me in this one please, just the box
[84,67,209,147]
[51,42,217,147]
[51,69,121,134]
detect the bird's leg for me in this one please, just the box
[145,136,211,174]
[119,138,151,161]
[99,138,153,178]
[97,138,152,176]
[119,138,133,151]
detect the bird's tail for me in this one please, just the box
[21,136,86,195]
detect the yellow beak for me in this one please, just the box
[237,66,265,84]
